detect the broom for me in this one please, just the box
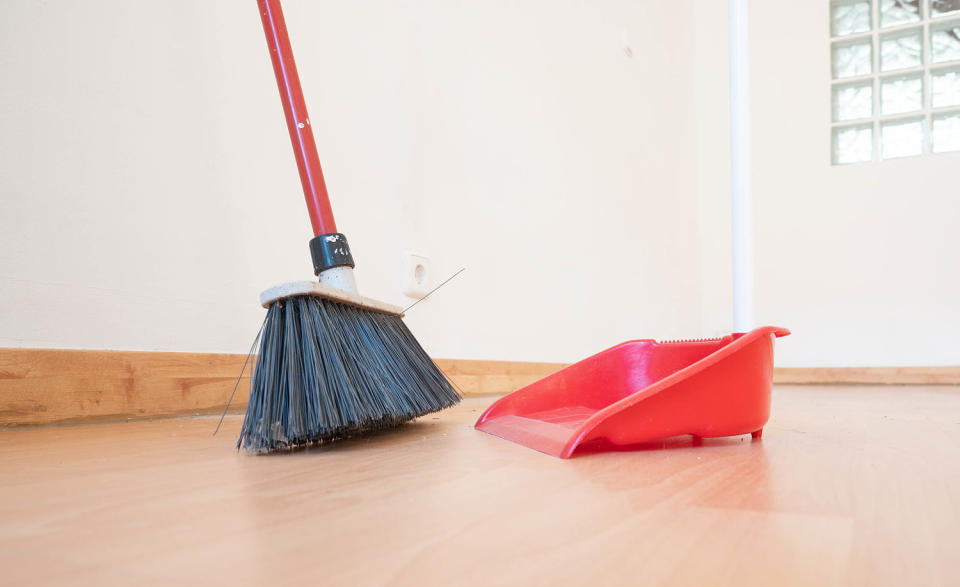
[238,0,460,452]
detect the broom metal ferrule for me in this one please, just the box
[309,233,355,274]
[309,232,360,293]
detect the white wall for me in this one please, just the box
[0,0,703,362]
[746,1,960,366]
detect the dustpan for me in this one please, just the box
[475,326,789,458]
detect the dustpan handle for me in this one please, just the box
[257,0,338,237]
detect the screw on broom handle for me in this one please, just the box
[258,0,337,237]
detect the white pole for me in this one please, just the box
[729,0,755,331]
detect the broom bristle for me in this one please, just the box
[238,295,460,453]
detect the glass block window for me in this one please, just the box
[881,73,924,113]
[831,0,960,163]
[880,0,921,27]
[931,112,960,150]
[835,80,875,119]
[931,65,960,105]
[833,124,875,162]
[834,0,873,35]
[880,28,923,71]
[931,0,960,17]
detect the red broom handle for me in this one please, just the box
[258,0,337,236]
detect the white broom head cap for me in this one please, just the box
[259,280,403,316]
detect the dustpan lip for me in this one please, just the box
[558,325,789,457]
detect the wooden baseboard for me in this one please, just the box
[0,349,253,427]
[774,367,960,385]
[0,348,566,428]
[433,358,566,397]
[2,347,957,427]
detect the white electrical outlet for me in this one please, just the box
[402,253,432,299]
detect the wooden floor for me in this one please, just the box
[1,385,958,586]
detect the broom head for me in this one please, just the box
[238,281,461,453]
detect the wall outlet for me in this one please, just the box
[402,253,432,299]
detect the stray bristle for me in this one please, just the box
[238,295,460,453]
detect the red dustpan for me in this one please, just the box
[475,326,790,458]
